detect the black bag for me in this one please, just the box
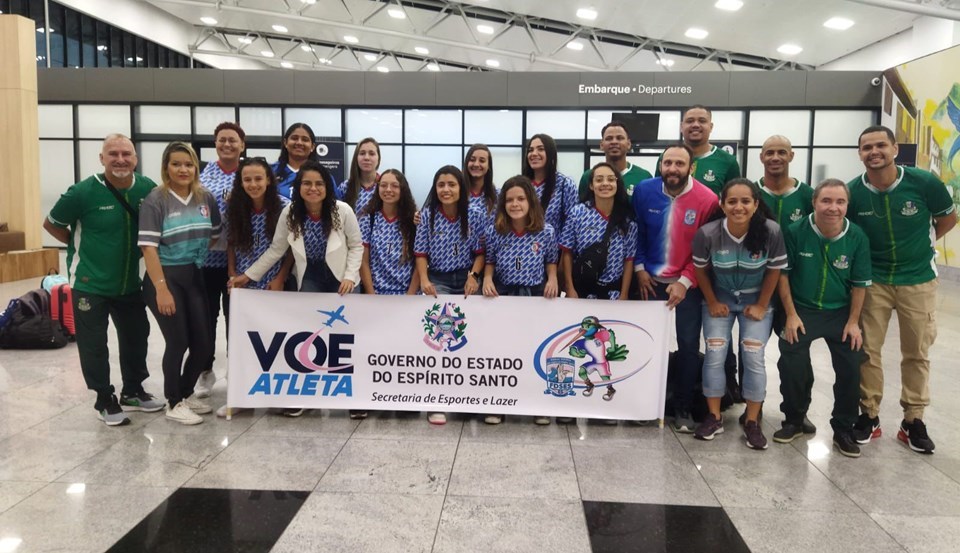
[572,222,619,297]
[0,289,69,349]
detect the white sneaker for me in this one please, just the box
[428,412,447,425]
[216,405,246,418]
[195,370,216,398]
[183,395,212,414]
[484,414,503,425]
[534,416,551,426]
[166,402,203,425]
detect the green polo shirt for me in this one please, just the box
[656,145,741,196]
[578,163,653,199]
[759,178,814,229]
[784,215,872,311]
[47,173,156,297]
[847,166,955,286]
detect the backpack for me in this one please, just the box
[0,289,69,349]
[571,222,619,298]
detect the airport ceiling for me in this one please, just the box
[146,0,958,72]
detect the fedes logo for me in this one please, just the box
[422,302,468,351]
[534,316,655,400]
[245,304,354,397]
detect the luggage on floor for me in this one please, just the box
[0,289,69,349]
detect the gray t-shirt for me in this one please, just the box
[692,218,787,294]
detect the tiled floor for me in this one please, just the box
[1,269,958,552]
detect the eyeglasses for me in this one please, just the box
[300,182,325,189]
[216,138,242,145]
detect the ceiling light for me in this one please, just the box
[364,53,378,61]
[300,0,316,4]
[126,57,143,62]
[388,8,405,19]
[477,24,494,34]
[344,35,359,43]
[280,61,293,68]
[415,46,429,55]
[261,50,274,58]
[377,66,390,73]
[300,43,312,51]
[566,41,585,51]
[96,45,108,51]
[238,37,253,44]
[485,58,500,68]
[318,57,330,64]
[714,0,743,11]
[685,28,709,40]
[200,16,218,25]
[576,8,598,20]
[657,58,675,66]
[777,43,803,55]
[823,17,855,30]
[272,24,288,33]
[427,63,440,71]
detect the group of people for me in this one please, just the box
[44,104,954,459]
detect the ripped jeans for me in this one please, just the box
[701,290,772,403]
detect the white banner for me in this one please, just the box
[227,289,670,420]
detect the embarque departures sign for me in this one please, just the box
[227,290,671,420]
[578,83,694,96]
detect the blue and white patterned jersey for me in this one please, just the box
[486,224,558,286]
[231,197,290,289]
[559,204,638,297]
[533,173,577,239]
[303,215,328,262]
[359,211,414,295]
[335,180,378,215]
[199,161,235,268]
[271,162,298,201]
[469,193,497,225]
[414,207,484,273]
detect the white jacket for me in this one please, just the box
[244,201,362,288]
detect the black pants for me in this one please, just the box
[74,290,151,410]
[777,306,862,432]
[201,266,229,371]
[143,264,214,406]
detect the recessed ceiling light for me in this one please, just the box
[300,43,312,51]
[777,43,803,55]
[427,63,440,71]
[477,24,495,34]
[344,35,359,43]
[200,16,218,25]
[576,8,598,20]
[261,50,275,58]
[388,8,405,19]
[714,0,743,11]
[685,28,709,40]
[280,61,293,68]
[415,46,429,55]
[272,24,288,33]
[485,58,500,68]
[364,53,378,61]
[238,37,253,44]
[377,66,390,73]
[566,41,585,51]
[318,57,330,64]
[299,0,316,4]
[657,58,675,66]
[823,17,855,30]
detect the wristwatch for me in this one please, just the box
[468,270,481,282]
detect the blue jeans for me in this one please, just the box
[428,269,468,295]
[649,281,703,413]
[701,290,772,402]
[300,259,340,293]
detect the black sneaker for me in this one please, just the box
[772,422,804,444]
[801,416,817,434]
[96,395,131,427]
[898,419,935,454]
[853,413,881,444]
[833,430,861,458]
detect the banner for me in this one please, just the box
[227,289,670,420]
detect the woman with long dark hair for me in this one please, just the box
[522,134,578,238]
[337,137,381,215]
[691,178,786,449]
[358,169,419,295]
[272,122,322,200]
[464,144,498,222]
[560,162,637,301]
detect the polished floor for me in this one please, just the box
[1,270,959,553]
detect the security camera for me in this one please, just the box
[871,77,882,87]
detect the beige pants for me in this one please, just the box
[859,280,938,421]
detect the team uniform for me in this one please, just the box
[657,146,741,196]
[578,163,653,198]
[198,161,235,376]
[47,173,156,413]
[847,166,955,428]
[759,178,814,229]
[778,215,872,436]
[559,204,638,300]
[272,161,339,201]
[138,188,222,408]
[335,180,378,215]
[533,173,578,239]
[486,225,558,296]
[231,199,291,291]
[359,211,415,295]
[414,207,485,294]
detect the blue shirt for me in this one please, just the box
[559,204,638,299]
[303,215,328,262]
[359,210,414,294]
[272,161,339,201]
[199,161,235,268]
[533,173,578,240]
[414,207,484,273]
[335,180,378,215]
[486,225,558,286]
[232,198,290,290]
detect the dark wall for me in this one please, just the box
[37,69,882,108]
